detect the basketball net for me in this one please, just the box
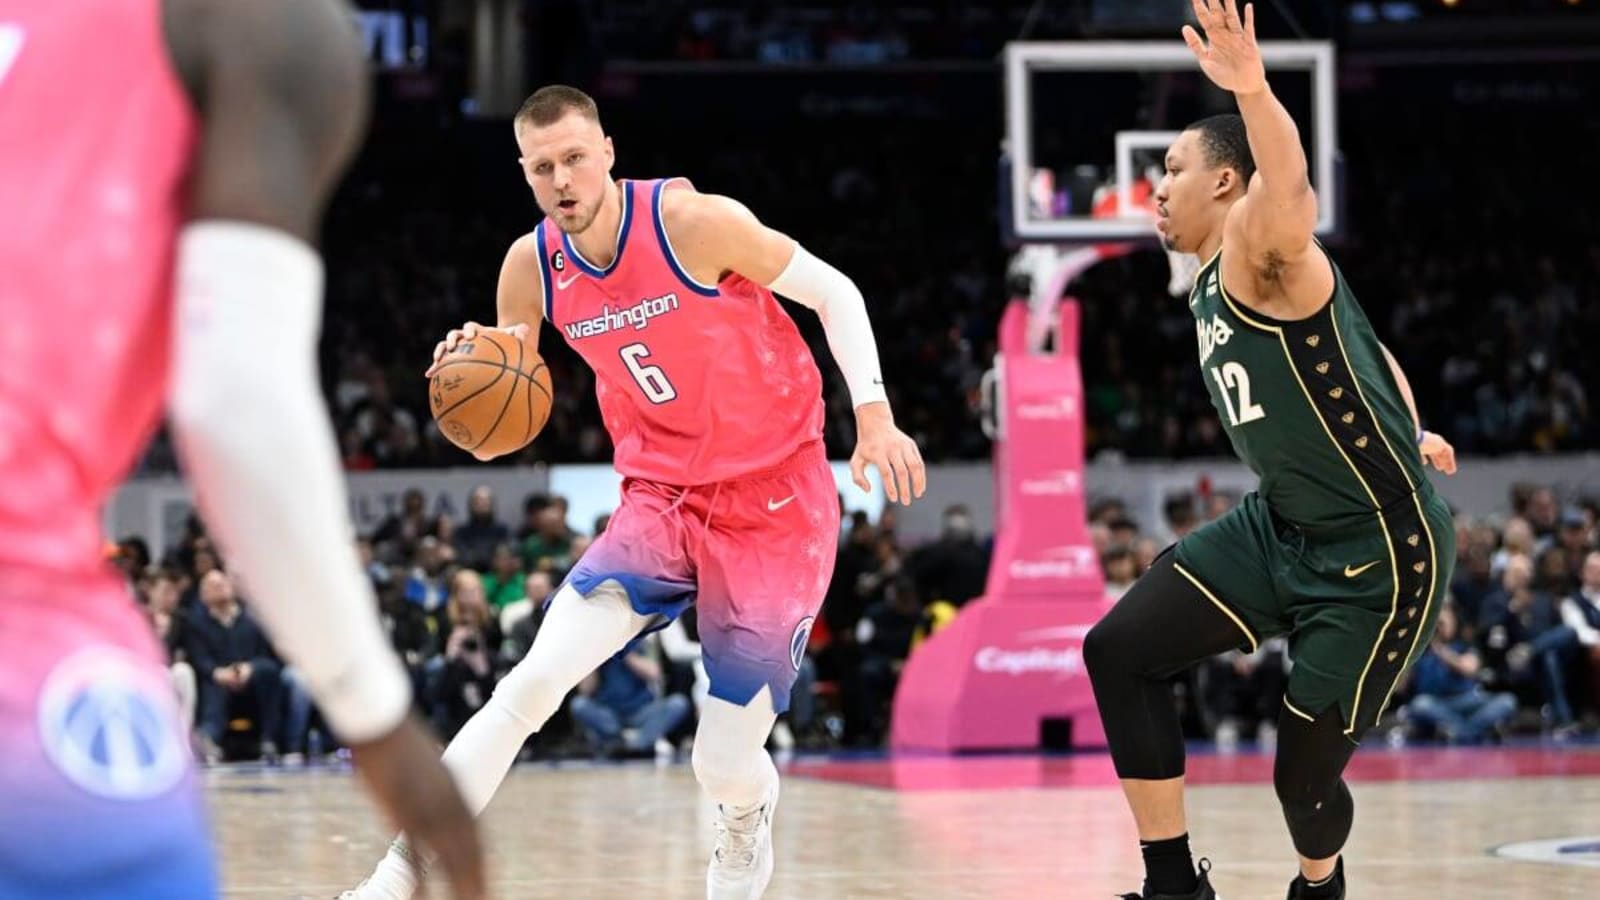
[1008,173,1199,353]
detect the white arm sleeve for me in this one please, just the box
[767,244,889,408]
[169,222,412,744]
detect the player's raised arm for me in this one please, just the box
[1185,2,1319,285]
[162,1,484,895]
[660,188,927,505]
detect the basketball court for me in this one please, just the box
[214,745,1600,899]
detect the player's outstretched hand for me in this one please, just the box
[1418,430,1457,475]
[1182,0,1266,96]
[850,402,926,507]
[349,716,488,900]
[425,321,532,377]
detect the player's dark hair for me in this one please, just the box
[516,85,601,128]
[1185,114,1256,186]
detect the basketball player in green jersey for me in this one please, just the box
[1083,3,1460,899]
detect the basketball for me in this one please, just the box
[428,330,552,458]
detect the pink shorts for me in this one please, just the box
[561,442,839,712]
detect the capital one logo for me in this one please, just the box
[1009,544,1097,580]
[1020,469,1082,497]
[973,627,1092,679]
[1015,396,1077,421]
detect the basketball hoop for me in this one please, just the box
[1007,170,1199,353]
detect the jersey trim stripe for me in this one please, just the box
[1215,266,1402,738]
[533,223,553,323]
[651,179,720,297]
[1332,313,1442,727]
[1172,562,1258,653]
[1282,695,1316,723]
[562,180,633,278]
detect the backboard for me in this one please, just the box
[1003,41,1340,243]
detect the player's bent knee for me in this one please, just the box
[1082,617,1126,683]
[1278,777,1353,860]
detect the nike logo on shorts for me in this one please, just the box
[556,271,582,290]
[1344,560,1382,578]
[767,495,796,512]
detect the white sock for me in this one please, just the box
[360,583,649,898]
[692,688,780,812]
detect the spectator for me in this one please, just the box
[371,488,442,561]
[1163,493,1199,542]
[906,504,989,607]
[481,542,525,610]
[521,505,574,574]
[1405,605,1517,744]
[516,493,551,541]
[1133,537,1160,575]
[502,570,554,661]
[402,535,453,617]
[425,570,502,738]
[1101,544,1139,602]
[1491,516,1536,578]
[1561,551,1600,715]
[184,571,284,763]
[455,485,510,571]
[569,637,692,757]
[1449,542,1496,636]
[1481,554,1577,732]
[1556,506,1593,586]
[144,570,196,736]
[843,574,922,745]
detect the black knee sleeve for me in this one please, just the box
[1274,705,1358,859]
[1087,551,1254,780]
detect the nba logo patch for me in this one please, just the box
[552,249,566,272]
[790,617,815,672]
[37,648,188,801]
[1206,272,1219,296]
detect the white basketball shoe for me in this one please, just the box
[706,781,779,900]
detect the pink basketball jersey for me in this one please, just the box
[536,178,825,485]
[0,0,196,574]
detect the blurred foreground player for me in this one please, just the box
[1083,3,1459,899]
[346,85,924,900]
[0,1,483,897]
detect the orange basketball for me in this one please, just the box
[428,330,552,458]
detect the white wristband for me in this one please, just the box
[768,244,889,408]
[170,222,412,743]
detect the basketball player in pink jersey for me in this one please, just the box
[345,85,926,900]
[0,1,483,898]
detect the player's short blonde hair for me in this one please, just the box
[515,85,601,129]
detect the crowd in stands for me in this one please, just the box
[115,475,1599,765]
[118,53,1597,477]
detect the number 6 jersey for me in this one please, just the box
[534,177,824,485]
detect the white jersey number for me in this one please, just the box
[1209,361,1266,426]
[620,342,677,404]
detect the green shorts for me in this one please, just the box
[1174,485,1455,741]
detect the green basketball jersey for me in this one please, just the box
[1187,247,1428,532]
